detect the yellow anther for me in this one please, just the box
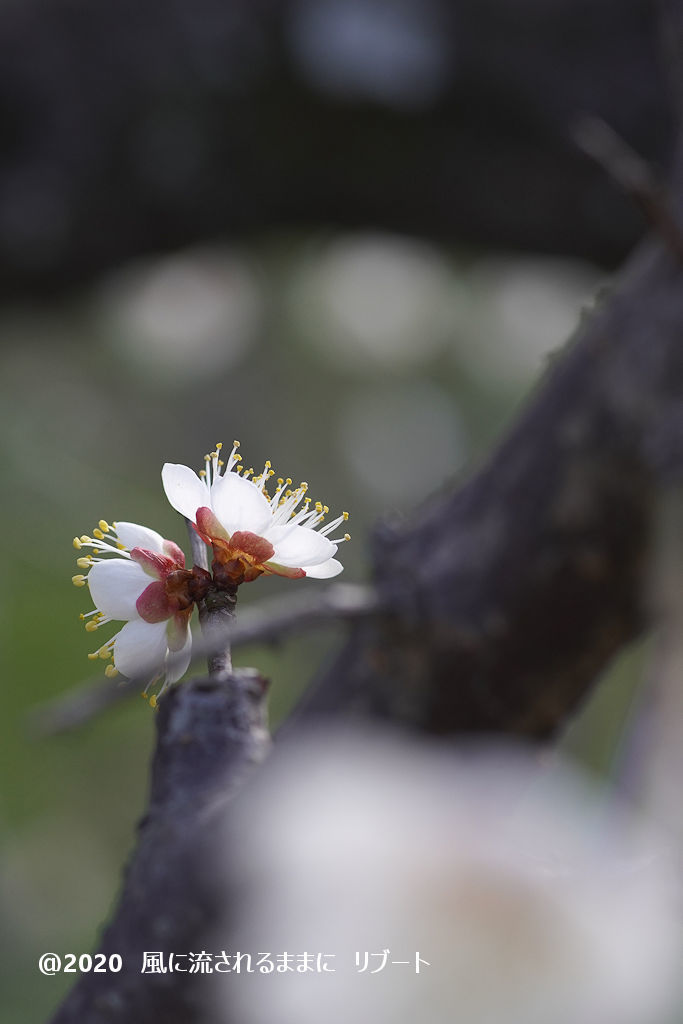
[92,549,100,555]
[104,664,118,679]
[323,505,329,514]
[344,533,351,541]
[88,653,99,661]
[265,460,272,469]
[73,537,82,550]
[216,441,223,451]
[235,453,242,462]
[315,502,323,512]
[98,647,112,660]
[93,528,104,540]
[277,478,284,486]
[79,613,86,620]
[233,439,240,448]
[236,465,243,473]
[218,460,224,467]
[141,692,149,701]
[80,535,91,544]
[72,574,87,587]
[204,453,211,461]
[98,520,110,533]
[149,694,158,709]
[244,468,253,477]
[116,543,126,550]
[76,556,92,569]
[305,497,311,504]
[199,469,207,478]
[343,512,349,520]
[286,478,292,486]
[85,621,99,632]
[301,481,308,490]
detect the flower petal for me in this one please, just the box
[301,557,344,579]
[113,619,168,678]
[164,623,192,684]
[162,463,210,522]
[267,524,337,567]
[130,547,177,579]
[196,506,231,544]
[211,473,272,535]
[114,521,166,554]
[263,561,306,579]
[88,559,150,619]
[136,580,173,623]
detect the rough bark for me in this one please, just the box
[298,237,683,736]
[48,671,270,1024]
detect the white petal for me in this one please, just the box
[301,557,344,579]
[115,521,165,553]
[113,619,168,678]
[88,559,150,619]
[267,524,337,567]
[211,473,272,535]
[162,463,209,522]
[165,627,192,684]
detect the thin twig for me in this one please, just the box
[185,515,208,571]
[30,583,381,735]
[573,115,683,262]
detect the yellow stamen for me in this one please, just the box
[98,648,112,660]
[233,439,240,448]
[216,441,223,451]
[73,537,82,550]
[76,557,92,569]
[98,520,110,533]
[85,621,99,632]
[72,575,87,587]
[88,653,99,661]
[93,528,104,540]
[149,694,158,709]
[104,664,118,679]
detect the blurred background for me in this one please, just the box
[0,0,677,1020]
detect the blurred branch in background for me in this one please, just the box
[32,583,380,735]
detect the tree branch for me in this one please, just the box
[48,670,270,1024]
[297,235,683,737]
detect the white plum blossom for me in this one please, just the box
[161,441,350,585]
[72,520,193,704]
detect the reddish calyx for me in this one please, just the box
[131,546,211,625]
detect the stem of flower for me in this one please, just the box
[198,583,238,677]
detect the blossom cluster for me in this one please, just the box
[72,442,349,703]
